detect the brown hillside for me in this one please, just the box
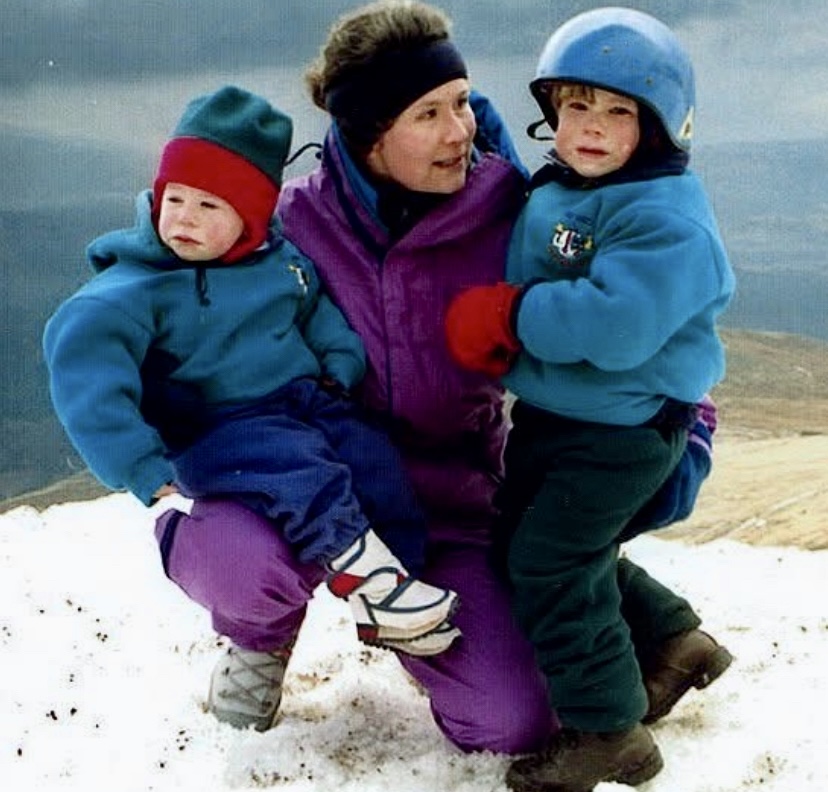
[4,329,828,549]
[651,329,828,549]
[713,328,828,437]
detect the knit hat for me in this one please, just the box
[152,85,293,262]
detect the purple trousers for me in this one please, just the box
[155,498,557,754]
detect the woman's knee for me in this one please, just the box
[154,499,323,619]
[404,546,557,754]
[436,682,555,754]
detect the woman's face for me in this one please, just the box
[366,78,476,194]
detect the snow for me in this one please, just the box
[2,492,826,791]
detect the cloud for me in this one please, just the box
[0,0,357,88]
[1,0,748,89]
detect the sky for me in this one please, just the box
[3,0,826,244]
[3,0,828,178]
[2,491,827,791]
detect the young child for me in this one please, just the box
[445,9,735,791]
[44,86,460,674]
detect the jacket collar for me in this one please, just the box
[530,148,689,192]
[322,123,524,253]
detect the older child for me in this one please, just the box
[446,8,735,790]
[44,86,460,691]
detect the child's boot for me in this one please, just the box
[642,628,733,723]
[378,618,463,656]
[505,724,663,792]
[327,530,459,649]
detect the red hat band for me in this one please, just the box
[152,137,279,262]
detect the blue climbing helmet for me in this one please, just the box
[530,7,696,152]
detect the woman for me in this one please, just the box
[153,0,729,752]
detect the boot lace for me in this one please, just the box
[217,646,291,712]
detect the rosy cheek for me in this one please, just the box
[620,139,637,157]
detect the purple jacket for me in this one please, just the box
[277,134,527,539]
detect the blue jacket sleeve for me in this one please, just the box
[292,255,366,389]
[43,294,175,506]
[521,225,721,370]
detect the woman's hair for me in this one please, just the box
[305,1,456,153]
[306,1,452,109]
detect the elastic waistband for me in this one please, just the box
[512,398,698,432]
[644,399,698,432]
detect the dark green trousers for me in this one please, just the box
[501,401,689,731]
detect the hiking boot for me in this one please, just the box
[506,724,663,792]
[328,530,459,647]
[207,643,292,731]
[642,629,734,724]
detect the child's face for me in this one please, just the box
[554,86,640,178]
[157,183,244,262]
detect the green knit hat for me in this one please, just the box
[153,86,293,262]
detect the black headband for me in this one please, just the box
[325,39,468,147]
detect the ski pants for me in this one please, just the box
[500,400,688,732]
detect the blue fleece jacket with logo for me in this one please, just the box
[505,163,735,425]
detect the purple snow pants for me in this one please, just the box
[154,498,556,754]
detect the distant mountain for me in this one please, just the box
[2,124,826,500]
[714,328,828,437]
[692,138,828,342]
[1,129,145,499]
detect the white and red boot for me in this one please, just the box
[327,530,460,655]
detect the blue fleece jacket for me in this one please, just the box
[504,162,735,425]
[43,191,365,505]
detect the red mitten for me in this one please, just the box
[445,283,522,377]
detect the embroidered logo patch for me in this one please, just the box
[547,223,594,266]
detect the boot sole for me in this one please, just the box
[643,644,734,724]
[357,592,460,642]
[611,744,664,787]
[505,745,664,792]
[366,622,462,656]
[209,702,279,732]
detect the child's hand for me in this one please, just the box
[444,283,523,377]
[317,375,351,400]
[153,483,179,500]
